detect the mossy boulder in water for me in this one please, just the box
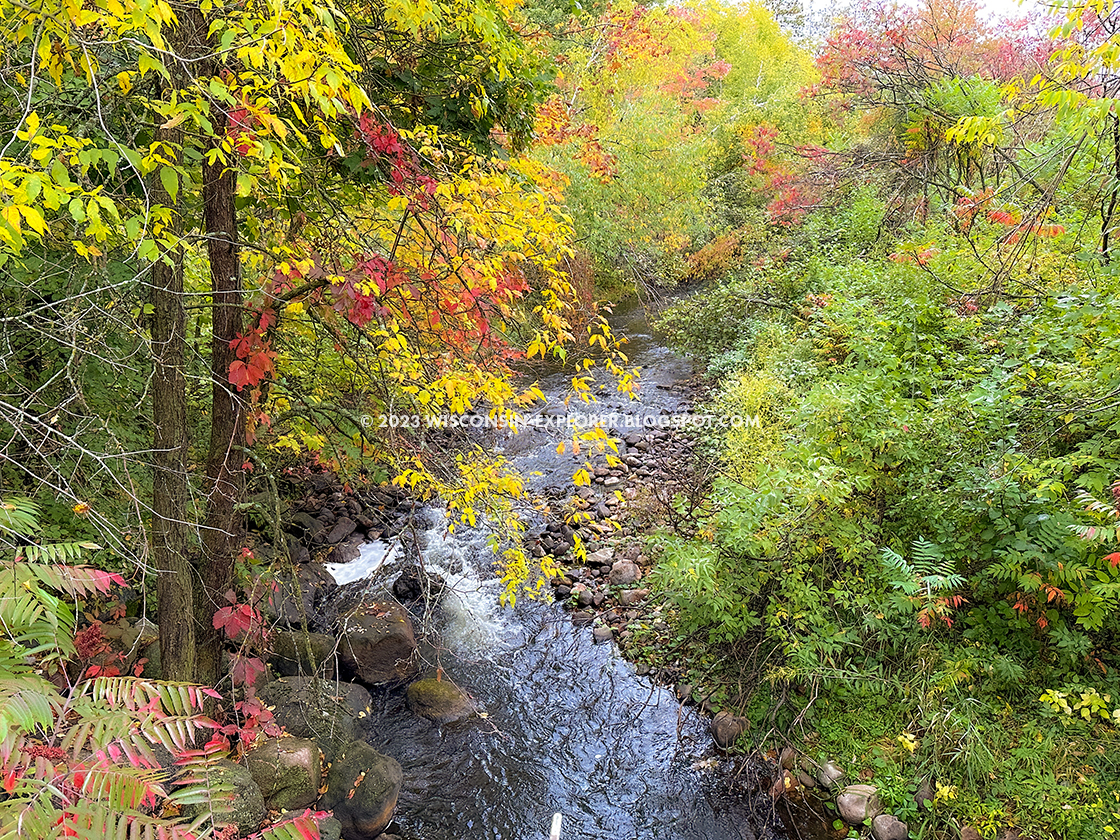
[406,676,474,724]
[339,602,420,685]
[322,741,402,840]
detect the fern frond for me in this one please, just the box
[58,801,198,840]
[251,811,327,840]
[79,763,168,811]
[30,562,121,597]
[0,676,65,742]
[911,537,946,576]
[0,793,59,840]
[879,546,920,595]
[1068,522,1120,544]
[1074,489,1120,520]
[0,498,40,540]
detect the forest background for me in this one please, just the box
[2,0,1120,837]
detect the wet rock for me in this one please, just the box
[327,533,364,565]
[576,587,594,607]
[609,561,641,585]
[323,742,402,840]
[710,711,749,749]
[871,814,908,840]
[340,602,420,685]
[555,585,572,598]
[391,566,446,602]
[267,563,336,628]
[245,737,321,811]
[817,760,845,790]
[837,784,882,825]
[618,588,648,606]
[797,771,817,789]
[285,512,324,539]
[592,626,613,643]
[571,611,594,626]
[406,677,475,724]
[257,677,371,761]
[183,760,264,834]
[270,630,338,677]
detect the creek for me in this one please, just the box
[339,300,801,840]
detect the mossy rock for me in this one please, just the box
[322,742,402,840]
[257,677,372,761]
[245,736,321,811]
[405,677,474,724]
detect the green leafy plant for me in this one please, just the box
[880,538,966,629]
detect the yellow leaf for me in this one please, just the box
[19,205,46,235]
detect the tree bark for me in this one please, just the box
[151,141,195,682]
[197,128,245,689]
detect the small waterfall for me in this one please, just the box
[413,507,509,655]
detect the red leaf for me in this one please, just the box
[230,654,266,688]
[229,360,251,391]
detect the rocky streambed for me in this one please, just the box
[92,300,904,840]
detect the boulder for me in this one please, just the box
[182,760,265,835]
[270,631,339,677]
[245,737,321,811]
[325,517,357,545]
[609,561,641,585]
[267,563,336,628]
[318,817,342,840]
[816,760,845,790]
[322,742,402,840]
[586,548,615,567]
[837,784,883,825]
[406,677,475,724]
[285,512,324,540]
[871,814,909,840]
[709,711,748,749]
[339,602,420,685]
[257,677,372,761]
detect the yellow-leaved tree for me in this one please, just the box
[0,0,628,690]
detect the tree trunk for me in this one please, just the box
[152,18,204,683]
[1102,112,1120,263]
[151,144,195,682]
[196,130,245,689]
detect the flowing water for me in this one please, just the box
[347,300,803,840]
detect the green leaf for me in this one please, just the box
[159,166,179,203]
